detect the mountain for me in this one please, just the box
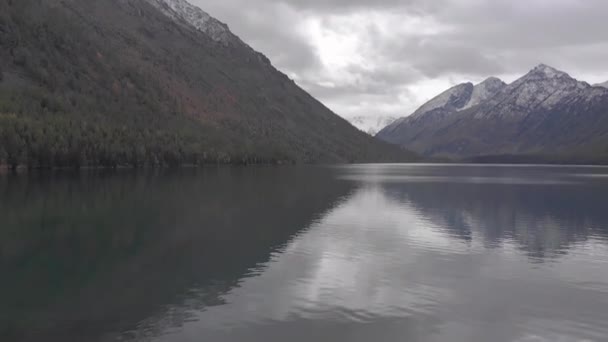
[379,77,506,146]
[377,65,608,163]
[595,81,608,89]
[382,77,506,137]
[147,0,240,45]
[349,115,398,136]
[462,77,508,110]
[0,0,413,168]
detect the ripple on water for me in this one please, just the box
[109,165,608,341]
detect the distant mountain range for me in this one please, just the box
[0,0,413,168]
[349,115,399,136]
[377,65,608,163]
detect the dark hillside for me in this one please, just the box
[0,0,414,168]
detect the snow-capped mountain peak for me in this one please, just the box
[410,82,474,119]
[521,64,585,86]
[380,77,506,135]
[376,64,608,160]
[488,64,591,113]
[147,0,238,44]
[462,77,507,110]
[530,64,568,79]
[349,115,399,136]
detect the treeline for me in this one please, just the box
[0,114,290,169]
[0,0,415,169]
[466,153,608,166]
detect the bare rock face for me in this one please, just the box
[411,82,475,118]
[463,77,507,110]
[377,64,608,162]
[378,77,505,141]
[146,0,239,45]
[472,64,592,119]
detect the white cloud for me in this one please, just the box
[190,0,608,131]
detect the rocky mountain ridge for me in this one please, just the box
[349,115,398,136]
[146,0,239,45]
[382,77,506,135]
[377,64,608,163]
[595,81,608,89]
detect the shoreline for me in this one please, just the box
[3,160,608,174]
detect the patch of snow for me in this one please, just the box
[146,0,237,44]
[349,115,399,136]
[410,82,473,119]
[383,64,606,134]
[512,64,589,109]
[472,64,595,119]
[388,76,505,128]
[380,78,505,134]
[531,64,568,79]
[462,77,506,110]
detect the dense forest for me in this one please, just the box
[0,0,415,169]
[466,153,608,165]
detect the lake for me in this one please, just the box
[1,164,608,342]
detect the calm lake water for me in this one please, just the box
[2,164,608,342]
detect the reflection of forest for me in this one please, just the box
[3,166,608,341]
[0,168,354,342]
[382,181,608,258]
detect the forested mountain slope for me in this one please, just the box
[0,0,414,168]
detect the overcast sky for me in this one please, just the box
[191,0,608,123]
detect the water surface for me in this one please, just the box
[1,165,608,342]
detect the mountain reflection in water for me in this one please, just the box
[1,165,608,342]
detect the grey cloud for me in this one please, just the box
[394,38,506,78]
[250,0,438,14]
[191,0,321,73]
[190,0,608,125]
